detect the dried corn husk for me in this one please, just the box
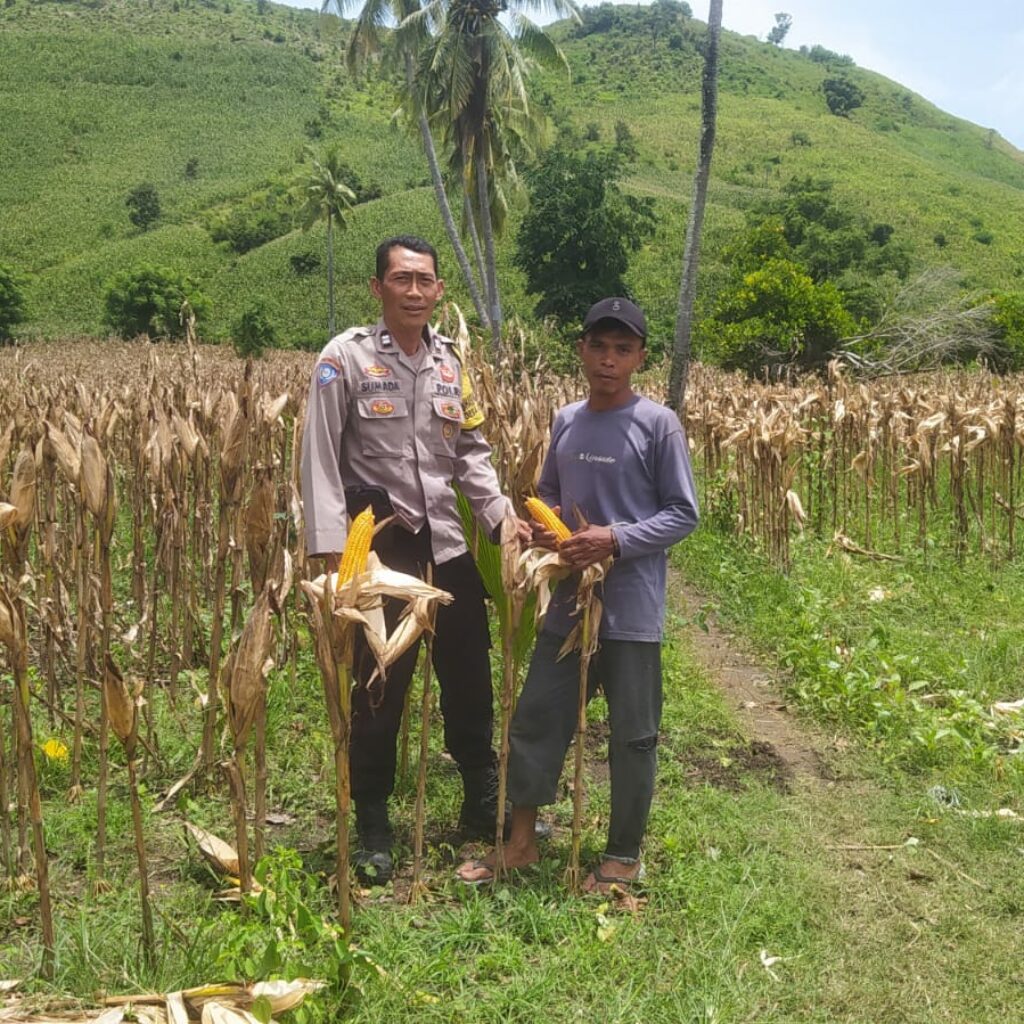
[9,448,36,530]
[223,590,275,749]
[0,584,18,652]
[79,432,108,520]
[103,656,140,749]
[44,420,81,483]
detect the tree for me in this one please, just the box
[407,0,580,348]
[297,147,356,337]
[766,11,791,46]
[233,305,276,359]
[126,183,161,231]
[514,148,655,324]
[702,257,856,373]
[0,264,27,342]
[669,0,722,412]
[323,0,491,330]
[103,265,208,339]
[822,76,864,117]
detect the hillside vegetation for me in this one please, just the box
[2,0,1023,348]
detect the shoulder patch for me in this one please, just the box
[317,358,341,387]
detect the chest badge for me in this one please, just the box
[442,421,456,441]
[364,364,392,378]
[439,363,456,384]
[370,399,396,416]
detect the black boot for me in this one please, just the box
[353,800,394,885]
[458,763,507,840]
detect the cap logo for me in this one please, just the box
[612,300,621,311]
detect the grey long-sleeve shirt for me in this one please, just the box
[301,321,511,564]
[538,394,699,642]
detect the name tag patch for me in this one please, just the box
[358,379,402,395]
[433,381,461,399]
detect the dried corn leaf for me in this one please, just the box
[184,822,240,877]
[200,1003,263,1024]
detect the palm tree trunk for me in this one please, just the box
[405,53,490,328]
[669,0,722,414]
[475,148,502,351]
[327,212,335,338]
[463,188,488,312]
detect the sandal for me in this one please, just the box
[455,857,541,886]
[584,861,646,893]
[456,858,495,886]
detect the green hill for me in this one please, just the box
[2,0,1023,347]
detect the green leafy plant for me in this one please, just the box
[126,182,161,231]
[103,264,208,339]
[208,848,371,1005]
[233,305,276,358]
[0,263,27,341]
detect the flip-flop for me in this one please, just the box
[585,861,646,893]
[456,859,495,886]
[456,858,541,886]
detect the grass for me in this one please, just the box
[5,532,1024,1021]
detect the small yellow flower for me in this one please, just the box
[41,738,69,763]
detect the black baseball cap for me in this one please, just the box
[581,297,647,339]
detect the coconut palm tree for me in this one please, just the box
[298,146,357,337]
[322,0,491,329]
[669,0,723,412]
[407,0,580,349]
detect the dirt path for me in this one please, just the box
[674,576,827,785]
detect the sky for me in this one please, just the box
[281,0,1024,152]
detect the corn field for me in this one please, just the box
[1,331,1022,989]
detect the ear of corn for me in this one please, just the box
[525,497,571,543]
[336,506,375,589]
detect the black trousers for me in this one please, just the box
[350,525,495,804]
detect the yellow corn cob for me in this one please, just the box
[525,497,571,543]
[336,506,375,589]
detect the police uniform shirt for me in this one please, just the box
[301,320,510,564]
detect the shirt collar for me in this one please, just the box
[372,319,445,360]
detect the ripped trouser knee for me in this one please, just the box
[605,732,659,861]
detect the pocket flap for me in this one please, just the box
[433,396,464,423]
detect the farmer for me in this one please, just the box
[457,297,699,891]
[301,235,530,884]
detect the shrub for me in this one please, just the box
[233,306,275,359]
[126,183,161,231]
[0,264,27,342]
[289,251,321,276]
[990,292,1024,372]
[822,76,864,117]
[103,264,208,340]
[702,257,857,374]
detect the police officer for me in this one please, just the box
[301,235,530,884]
